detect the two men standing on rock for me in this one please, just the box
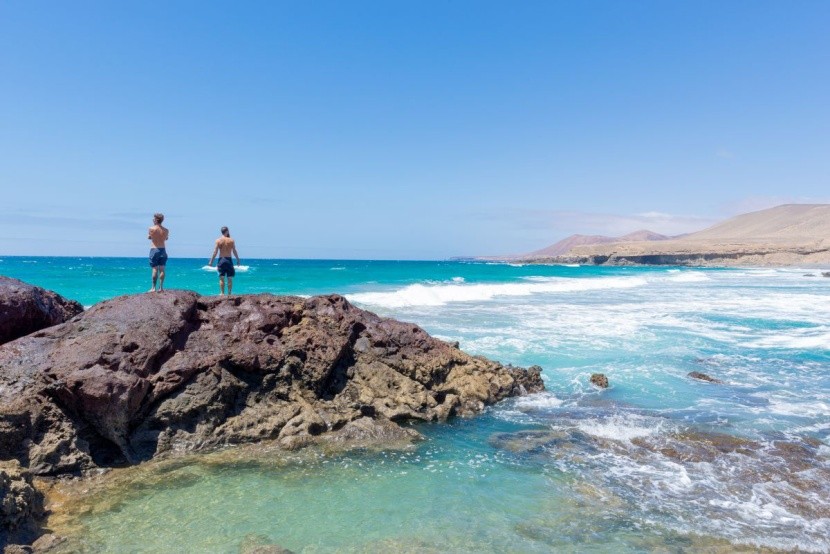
[148,215,241,295]
[208,226,241,295]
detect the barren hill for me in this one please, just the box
[527,230,668,258]
[526,204,830,267]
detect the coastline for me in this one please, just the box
[1,261,829,552]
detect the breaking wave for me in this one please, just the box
[348,276,647,308]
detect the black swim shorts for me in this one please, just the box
[149,248,168,268]
[217,257,235,277]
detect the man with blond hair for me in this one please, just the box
[148,213,169,292]
[208,226,241,295]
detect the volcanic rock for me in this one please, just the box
[0,461,44,549]
[590,373,609,388]
[0,290,544,476]
[687,371,723,384]
[0,277,83,346]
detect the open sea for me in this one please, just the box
[2,257,829,553]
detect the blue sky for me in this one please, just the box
[1,1,828,259]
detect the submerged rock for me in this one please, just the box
[590,373,609,388]
[0,276,83,346]
[687,371,724,384]
[0,290,544,477]
[0,461,45,549]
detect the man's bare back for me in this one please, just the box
[215,236,235,257]
[148,224,169,248]
[209,226,240,295]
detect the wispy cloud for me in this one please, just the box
[715,148,734,159]
[3,212,143,231]
[477,208,718,238]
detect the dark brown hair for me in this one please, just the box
[221,226,229,237]
[153,213,164,224]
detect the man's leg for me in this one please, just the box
[227,276,233,295]
[219,275,225,295]
[150,267,158,292]
[158,266,165,291]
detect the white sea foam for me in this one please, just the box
[665,271,711,283]
[451,276,465,283]
[744,328,830,350]
[575,415,661,441]
[330,267,346,271]
[513,393,565,410]
[348,276,647,308]
[764,398,830,418]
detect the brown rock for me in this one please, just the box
[0,461,45,549]
[0,291,544,476]
[0,277,83,346]
[590,373,609,388]
[687,371,724,384]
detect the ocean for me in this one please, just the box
[2,257,829,552]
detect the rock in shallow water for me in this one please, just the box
[0,290,544,476]
[687,371,724,384]
[590,373,609,388]
[0,276,83,346]
[0,461,45,549]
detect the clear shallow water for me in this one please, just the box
[3,257,830,552]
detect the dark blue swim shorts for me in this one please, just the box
[149,248,168,268]
[217,257,235,277]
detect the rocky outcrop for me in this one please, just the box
[0,461,45,549]
[0,277,83,346]
[0,291,544,476]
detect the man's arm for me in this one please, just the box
[233,245,240,265]
[208,242,219,265]
[148,227,153,240]
[162,226,169,240]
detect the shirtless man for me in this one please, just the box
[208,226,241,295]
[148,213,169,292]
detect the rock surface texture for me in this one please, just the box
[0,461,45,548]
[0,277,83,346]
[0,291,543,476]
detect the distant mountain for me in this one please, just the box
[526,229,669,258]
[679,204,830,242]
[553,204,830,267]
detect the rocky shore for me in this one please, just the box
[0,282,544,549]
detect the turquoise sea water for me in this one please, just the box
[2,257,830,552]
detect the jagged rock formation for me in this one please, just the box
[0,276,83,345]
[0,290,544,477]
